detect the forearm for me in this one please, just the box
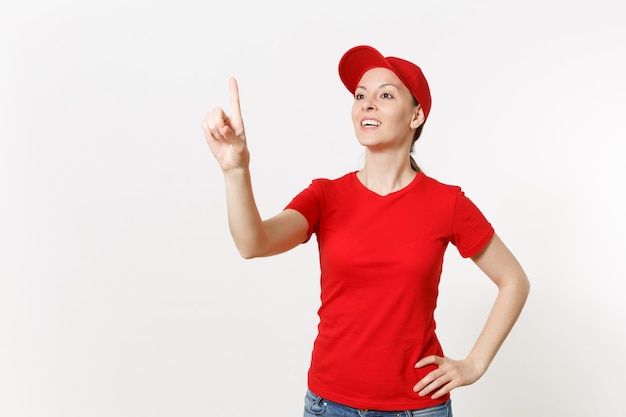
[223,167,267,258]
[467,275,530,375]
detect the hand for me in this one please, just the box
[202,77,249,172]
[413,356,483,399]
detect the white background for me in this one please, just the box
[1,0,625,416]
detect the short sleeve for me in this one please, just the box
[284,180,323,243]
[451,190,495,258]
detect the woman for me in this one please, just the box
[202,45,530,416]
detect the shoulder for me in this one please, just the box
[419,173,463,197]
[289,172,355,205]
[307,172,355,192]
[311,171,354,185]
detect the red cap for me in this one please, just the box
[338,45,432,121]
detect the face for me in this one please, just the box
[351,67,423,151]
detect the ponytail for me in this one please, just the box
[410,124,424,172]
[410,155,421,172]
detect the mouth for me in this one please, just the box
[361,119,381,127]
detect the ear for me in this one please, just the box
[410,106,425,129]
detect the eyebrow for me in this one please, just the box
[355,83,400,91]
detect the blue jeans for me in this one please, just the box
[303,390,452,417]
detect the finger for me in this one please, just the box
[415,355,441,368]
[205,107,229,140]
[420,376,463,400]
[202,118,220,141]
[201,120,213,140]
[228,77,245,135]
[429,380,457,400]
[417,371,453,397]
[413,367,445,393]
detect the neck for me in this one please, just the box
[357,153,416,196]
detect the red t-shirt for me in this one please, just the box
[285,171,494,411]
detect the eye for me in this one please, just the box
[355,93,365,100]
[381,92,393,99]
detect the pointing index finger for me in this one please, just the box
[229,77,243,125]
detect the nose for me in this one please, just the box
[361,97,376,111]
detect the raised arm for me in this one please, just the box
[202,78,308,258]
[413,233,530,399]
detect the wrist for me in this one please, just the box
[223,165,250,178]
[466,355,490,377]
